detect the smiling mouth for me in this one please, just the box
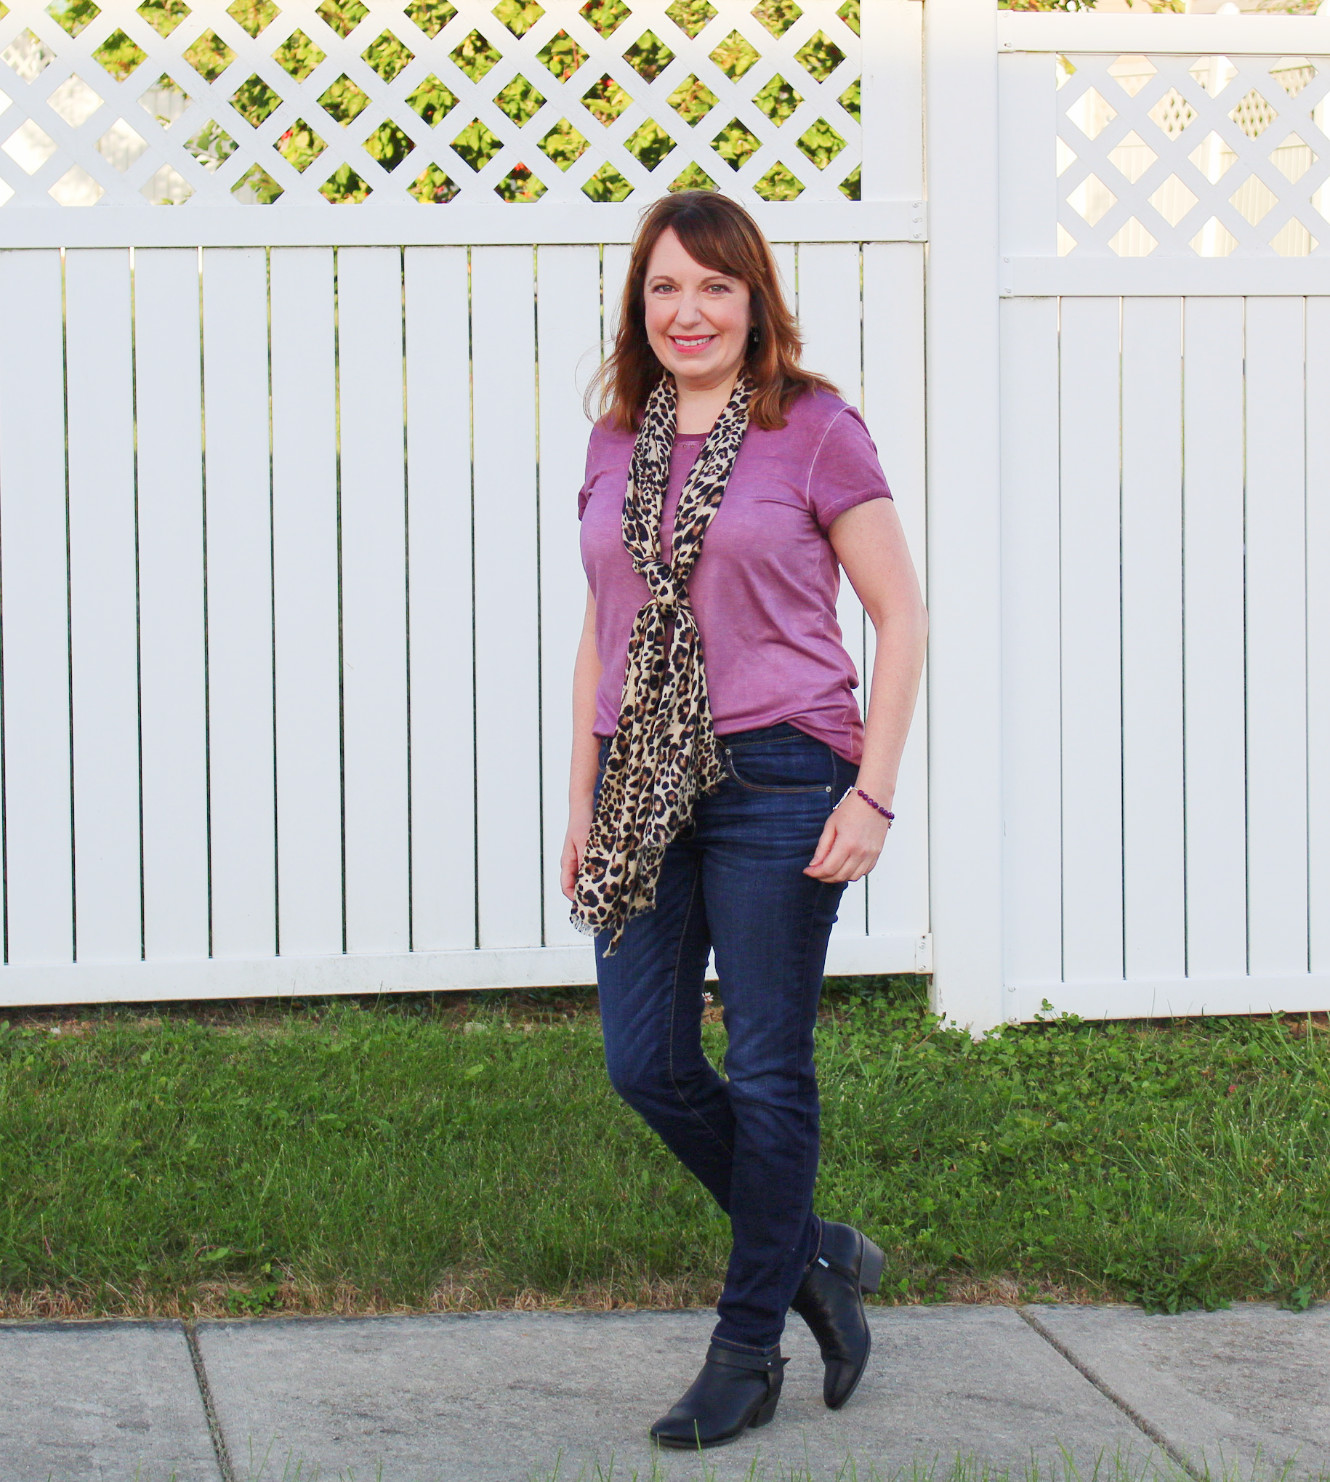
[671,334,716,350]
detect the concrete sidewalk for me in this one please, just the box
[2,1304,1327,1482]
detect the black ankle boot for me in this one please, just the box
[649,1342,787,1450]
[790,1220,884,1410]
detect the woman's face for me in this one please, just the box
[641,227,753,397]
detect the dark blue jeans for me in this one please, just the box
[594,722,858,1353]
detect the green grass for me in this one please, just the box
[2,981,1327,1318]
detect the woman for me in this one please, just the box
[560,190,927,1449]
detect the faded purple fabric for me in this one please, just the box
[578,388,892,764]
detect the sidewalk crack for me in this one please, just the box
[1018,1307,1204,1481]
[182,1319,237,1482]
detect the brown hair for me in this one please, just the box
[588,190,838,433]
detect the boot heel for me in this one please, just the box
[858,1236,885,1295]
[750,1390,781,1430]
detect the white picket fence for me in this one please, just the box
[0,0,1326,1027]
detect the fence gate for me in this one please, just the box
[0,0,930,1007]
[926,5,1330,1029]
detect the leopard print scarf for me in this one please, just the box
[571,372,753,954]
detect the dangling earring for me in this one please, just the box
[748,324,761,351]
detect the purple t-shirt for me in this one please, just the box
[578,387,892,764]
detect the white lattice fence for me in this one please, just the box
[995,11,1330,296]
[0,0,926,242]
[967,10,1330,1029]
[0,1,930,1007]
[1055,50,1329,259]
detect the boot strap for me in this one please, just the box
[705,1343,786,1374]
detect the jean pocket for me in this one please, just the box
[722,737,836,794]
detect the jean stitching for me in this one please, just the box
[667,867,734,1158]
[723,743,836,796]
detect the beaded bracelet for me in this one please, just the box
[835,786,895,826]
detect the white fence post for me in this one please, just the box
[923,0,1005,1031]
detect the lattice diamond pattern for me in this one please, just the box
[47,71,101,124]
[47,1,97,41]
[667,1,715,40]
[1056,52,1330,258]
[405,2,456,42]
[51,161,100,199]
[491,4,544,42]
[272,29,324,81]
[97,117,149,171]
[0,0,862,205]
[140,2,192,40]
[362,29,414,83]
[228,2,278,40]
[2,27,53,78]
[1106,129,1154,185]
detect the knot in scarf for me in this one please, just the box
[637,557,686,618]
[571,372,753,953]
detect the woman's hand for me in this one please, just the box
[803,792,890,883]
[560,801,595,901]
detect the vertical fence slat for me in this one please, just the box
[799,240,869,941]
[271,247,343,957]
[999,294,1062,1004]
[65,248,141,962]
[1120,297,1185,980]
[863,242,929,949]
[924,0,1003,1027]
[1181,297,1248,979]
[771,242,797,314]
[1307,297,1330,975]
[537,245,601,950]
[1244,297,1309,977]
[0,250,72,967]
[134,248,209,960]
[202,247,276,958]
[337,247,410,954]
[797,242,865,410]
[404,246,477,952]
[997,44,1063,1008]
[1059,296,1124,986]
[472,246,542,949]
[602,246,631,359]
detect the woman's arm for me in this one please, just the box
[561,586,604,901]
[804,497,928,883]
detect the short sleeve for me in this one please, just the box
[577,433,597,521]
[579,419,627,520]
[806,405,893,533]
